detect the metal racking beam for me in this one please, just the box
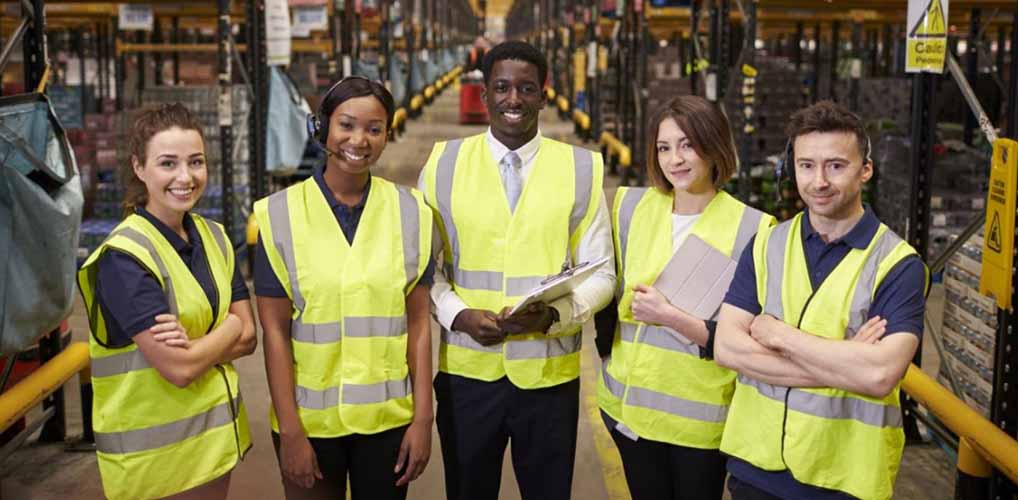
[247,0,267,202]
[990,7,1018,498]
[216,0,233,238]
[963,8,981,146]
[22,0,47,92]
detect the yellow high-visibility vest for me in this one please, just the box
[720,213,925,500]
[599,188,773,449]
[78,213,250,500]
[254,176,432,436]
[420,133,604,389]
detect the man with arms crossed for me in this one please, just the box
[715,101,928,500]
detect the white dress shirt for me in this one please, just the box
[418,128,616,333]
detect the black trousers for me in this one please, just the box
[604,411,728,500]
[272,425,408,500]
[435,372,580,500]
[727,474,784,500]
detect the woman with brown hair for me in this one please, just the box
[596,95,775,499]
[77,103,256,500]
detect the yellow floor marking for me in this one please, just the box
[580,341,632,500]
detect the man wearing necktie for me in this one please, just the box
[417,41,615,500]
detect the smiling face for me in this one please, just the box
[655,117,714,194]
[325,95,389,174]
[793,130,872,220]
[132,126,207,222]
[483,59,546,150]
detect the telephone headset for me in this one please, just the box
[306,75,374,156]
[774,133,873,201]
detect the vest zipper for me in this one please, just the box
[216,365,244,460]
[778,253,827,473]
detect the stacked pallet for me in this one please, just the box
[940,232,996,417]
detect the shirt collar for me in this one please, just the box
[136,206,197,253]
[313,165,371,211]
[801,204,879,250]
[486,127,542,167]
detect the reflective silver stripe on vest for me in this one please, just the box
[291,320,342,343]
[638,325,700,357]
[506,275,547,297]
[845,230,904,338]
[441,327,502,353]
[343,376,412,404]
[344,316,407,337]
[618,323,699,357]
[91,349,151,378]
[295,377,412,409]
[435,139,465,282]
[763,221,793,320]
[601,357,625,398]
[95,395,243,455]
[204,219,230,259]
[737,362,902,428]
[626,386,729,423]
[733,207,764,258]
[615,188,647,298]
[396,186,421,294]
[113,227,180,317]
[569,146,594,238]
[296,385,339,409]
[267,191,305,312]
[505,332,582,360]
[786,388,903,428]
[737,373,788,402]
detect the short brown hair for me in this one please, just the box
[645,95,738,193]
[785,100,869,162]
[121,103,206,217]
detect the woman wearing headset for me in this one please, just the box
[254,77,434,500]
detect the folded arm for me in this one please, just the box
[713,304,824,388]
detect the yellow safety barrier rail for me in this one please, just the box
[424,85,436,100]
[0,342,89,433]
[545,87,557,101]
[392,107,408,131]
[599,131,632,168]
[556,95,570,113]
[410,95,424,112]
[572,109,591,132]
[902,364,1018,488]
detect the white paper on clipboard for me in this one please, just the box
[508,256,611,316]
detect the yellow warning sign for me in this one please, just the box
[980,139,1018,309]
[906,0,949,73]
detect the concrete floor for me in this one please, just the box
[1,87,956,499]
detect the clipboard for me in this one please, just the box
[653,234,737,321]
[508,256,611,316]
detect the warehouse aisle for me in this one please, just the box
[0,83,956,500]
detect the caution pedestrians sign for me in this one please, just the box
[980,139,1018,309]
[906,0,949,73]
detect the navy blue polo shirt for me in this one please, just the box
[722,205,927,500]
[254,167,434,298]
[96,207,250,348]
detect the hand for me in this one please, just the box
[497,302,555,334]
[395,420,432,486]
[452,309,505,346]
[149,314,190,348]
[749,314,784,351]
[278,431,323,489]
[850,316,887,344]
[630,284,677,327]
